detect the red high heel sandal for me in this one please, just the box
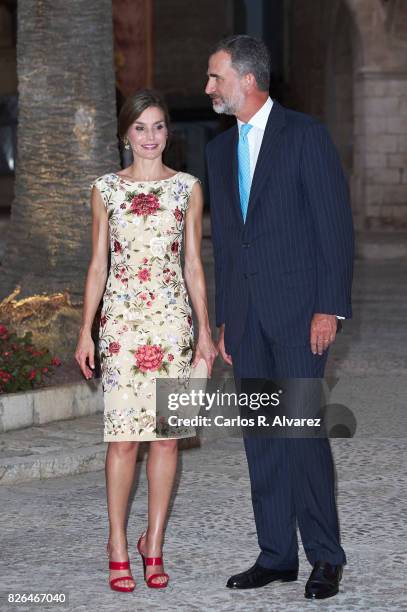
[109,560,136,592]
[137,533,169,589]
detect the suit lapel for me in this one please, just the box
[245,101,286,223]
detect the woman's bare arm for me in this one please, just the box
[183,181,218,376]
[75,186,109,378]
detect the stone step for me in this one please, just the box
[0,380,103,433]
[0,413,199,486]
[0,414,105,486]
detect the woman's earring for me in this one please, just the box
[124,138,130,150]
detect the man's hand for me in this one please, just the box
[217,324,233,366]
[310,314,337,355]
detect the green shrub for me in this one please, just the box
[0,324,62,393]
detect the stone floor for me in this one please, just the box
[0,433,406,612]
[1,226,407,610]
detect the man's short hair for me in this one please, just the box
[212,35,271,91]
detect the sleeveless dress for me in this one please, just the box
[92,171,202,441]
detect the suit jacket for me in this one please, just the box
[206,101,354,354]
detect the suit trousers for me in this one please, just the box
[231,294,347,569]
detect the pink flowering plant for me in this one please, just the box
[0,324,62,393]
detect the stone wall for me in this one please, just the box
[289,0,407,229]
[349,0,407,228]
[354,74,407,229]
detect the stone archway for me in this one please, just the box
[288,0,360,221]
[344,0,407,229]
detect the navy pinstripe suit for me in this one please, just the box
[206,101,353,569]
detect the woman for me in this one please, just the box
[75,89,217,592]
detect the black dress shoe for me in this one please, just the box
[304,561,343,599]
[226,563,298,589]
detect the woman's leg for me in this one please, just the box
[106,440,139,588]
[139,438,178,584]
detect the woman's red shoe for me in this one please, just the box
[137,533,169,588]
[109,560,136,592]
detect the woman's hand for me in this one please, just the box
[192,330,218,378]
[75,328,95,379]
[183,182,218,378]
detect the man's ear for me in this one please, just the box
[245,73,257,93]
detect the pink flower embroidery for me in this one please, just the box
[171,241,179,254]
[113,240,122,253]
[138,268,151,282]
[134,344,164,372]
[109,341,121,355]
[130,193,160,216]
[168,354,174,362]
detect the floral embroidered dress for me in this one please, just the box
[92,171,199,441]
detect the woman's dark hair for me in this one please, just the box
[211,35,271,92]
[118,89,170,140]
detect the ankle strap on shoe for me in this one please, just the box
[145,557,163,566]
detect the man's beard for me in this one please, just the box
[211,99,235,115]
[210,89,245,116]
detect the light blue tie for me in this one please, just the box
[238,123,253,222]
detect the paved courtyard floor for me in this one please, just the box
[1,229,406,611]
[0,431,406,612]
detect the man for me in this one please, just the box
[205,35,354,600]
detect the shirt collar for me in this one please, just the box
[237,97,273,133]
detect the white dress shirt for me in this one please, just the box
[237,96,273,180]
[236,97,344,321]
